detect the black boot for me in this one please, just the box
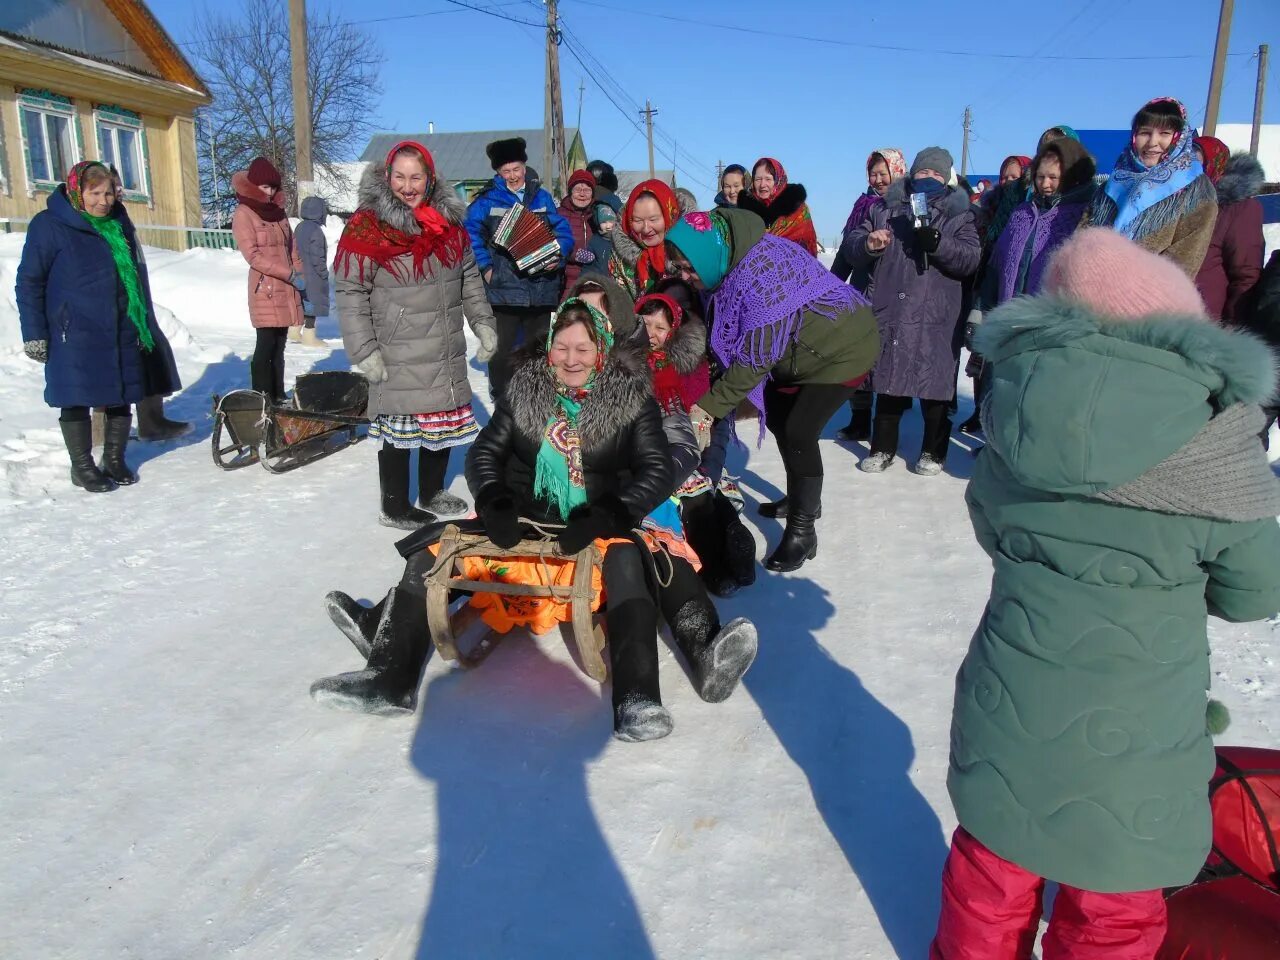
[378,446,436,530]
[324,589,388,661]
[607,598,672,742]
[671,598,759,703]
[309,588,431,714]
[135,395,192,441]
[758,494,820,520]
[60,419,116,493]
[716,492,757,590]
[681,492,736,598]
[764,476,821,572]
[99,414,139,485]
[836,407,872,442]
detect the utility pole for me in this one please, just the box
[543,0,568,195]
[641,100,658,180]
[288,0,312,208]
[716,160,724,190]
[1204,0,1234,137]
[1251,44,1269,157]
[960,106,972,177]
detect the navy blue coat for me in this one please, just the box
[16,187,180,409]
[464,171,574,308]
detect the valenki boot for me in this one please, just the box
[310,588,432,714]
[670,596,758,703]
[607,598,672,742]
[324,589,389,661]
[379,446,436,530]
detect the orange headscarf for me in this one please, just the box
[624,179,681,291]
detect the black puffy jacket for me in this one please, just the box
[466,340,673,524]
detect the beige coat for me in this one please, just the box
[231,171,304,329]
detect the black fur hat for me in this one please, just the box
[486,137,527,170]
[587,159,619,193]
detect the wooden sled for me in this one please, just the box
[424,523,608,682]
[211,371,369,473]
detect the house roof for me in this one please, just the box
[360,128,582,183]
[616,170,676,202]
[0,0,208,101]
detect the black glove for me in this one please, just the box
[915,225,942,254]
[557,494,633,555]
[476,485,522,549]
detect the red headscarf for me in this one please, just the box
[1000,155,1033,181]
[751,157,788,205]
[335,140,468,283]
[1193,135,1230,184]
[636,292,688,414]
[624,179,681,291]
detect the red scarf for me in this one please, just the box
[639,293,690,415]
[751,157,789,207]
[1194,135,1230,184]
[235,182,287,222]
[334,140,467,283]
[625,180,681,292]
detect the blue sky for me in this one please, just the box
[149,0,1278,239]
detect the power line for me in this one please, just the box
[563,0,1254,62]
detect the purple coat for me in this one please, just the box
[840,181,981,401]
[990,193,1090,304]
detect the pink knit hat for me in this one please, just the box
[1043,228,1207,322]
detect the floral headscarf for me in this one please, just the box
[1193,135,1230,184]
[867,148,907,181]
[636,292,686,415]
[65,160,111,213]
[622,179,681,291]
[1103,97,1201,236]
[751,157,789,204]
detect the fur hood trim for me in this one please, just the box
[610,222,644,266]
[737,183,808,227]
[884,179,971,217]
[975,295,1278,408]
[1216,152,1265,206]
[667,317,708,376]
[356,164,467,235]
[504,338,655,451]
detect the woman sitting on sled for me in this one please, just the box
[310,298,756,741]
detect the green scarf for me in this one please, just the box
[532,297,615,522]
[81,211,154,353]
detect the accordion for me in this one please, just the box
[493,203,561,273]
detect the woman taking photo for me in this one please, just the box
[335,140,498,529]
[665,208,880,573]
[737,157,819,255]
[231,157,304,401]
[17,160,181,492]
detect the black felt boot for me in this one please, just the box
[379,445,436,530]
[764,476,821,572]
[99,413,139,485]
[309,588,432,714]
[681,492,736,598]
[716,492,757,590]
[607,598,672,742]
[324,589,389,661]
[60,419,116,493]
[670,598,759,703]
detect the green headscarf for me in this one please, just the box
[533,298,614,522]
[66,160,153,352]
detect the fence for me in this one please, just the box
[0,218,238,251]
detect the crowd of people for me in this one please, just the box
[14,94,1280,958]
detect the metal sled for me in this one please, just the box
[424,523,608,682]
[211,371,369,473]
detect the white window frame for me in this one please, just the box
[94,105,152,204]
[16,90,82,194]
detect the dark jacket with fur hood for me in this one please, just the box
[736,183,808,230]
[336,166,495,418]
[466,339,673,525]
[1195,153,1266,322]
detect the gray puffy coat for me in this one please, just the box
[336,167,496,418]
[294,196,330,317]
[841,181,981,401]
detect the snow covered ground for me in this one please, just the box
[1,234,1278,960]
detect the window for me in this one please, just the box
[94,106,150,200]
[18,91,80,187]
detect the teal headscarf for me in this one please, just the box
[533,298,615,522]
[665,211,732,291]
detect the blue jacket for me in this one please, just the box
[464,172,574,308]
[16,186,181,409]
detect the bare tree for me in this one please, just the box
[192,0,383,224]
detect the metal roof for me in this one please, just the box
[360,128,580,183]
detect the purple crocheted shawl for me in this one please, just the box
[710,234,868,441]
[993,200,1089,303]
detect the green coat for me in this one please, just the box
[951,294,1280,893]
[697,209,880,419]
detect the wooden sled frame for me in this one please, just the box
[424,523,608,682]
[211,390,367,474]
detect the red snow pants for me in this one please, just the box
[930,828,1168,960]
